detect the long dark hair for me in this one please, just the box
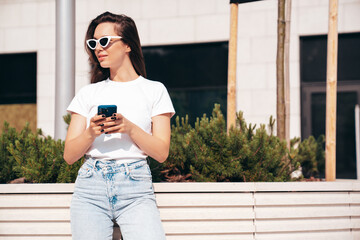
[85,12,146,83]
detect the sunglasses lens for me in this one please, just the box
[88,40,97,49]
[99,37,110,47]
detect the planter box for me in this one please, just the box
[1,181,360,240]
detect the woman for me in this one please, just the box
[64,11,174,240]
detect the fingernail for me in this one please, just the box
[105,132,109,134]
[101,129,104,132]
[111,117,116,120]
[102,114,106,117]
[100,124,104,127]
[112,113,116,116]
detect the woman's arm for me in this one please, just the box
[63,113,105,165]
[130,113,171,163]
[103,113,172,163]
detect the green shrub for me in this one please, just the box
[1,122,81,183]
[158,104,300,182]
[0,122,23,183]
[8,129,62,183]
[291,135,325,178]
[0,106,324,183]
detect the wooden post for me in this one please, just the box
[325,0,338,181]
[227,3,238,132]
[284,0,292,149]
[276,0,286,140]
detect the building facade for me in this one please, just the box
[1,0,360,177]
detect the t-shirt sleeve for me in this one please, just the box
[67,86,90,117]
[152,83,175,118]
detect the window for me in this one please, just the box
[300,33,360,179]
[142,42,228,123]
[0,52,37,132]
[0,52,37,104]
[300,32,360,83]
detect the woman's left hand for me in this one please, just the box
[101,113,135,135]
[100,112,171,162]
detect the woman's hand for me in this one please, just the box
[101,113,135,135]
[88,114,107,137]
[96,112,172,163]
[64,113,107,165]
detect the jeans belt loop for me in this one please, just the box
[93,159,99,170]
[124,163,130,175]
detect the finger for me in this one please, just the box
[106,114,120,121]
[105,130,119,134]
[104,125,122,134]
[102,118,120,128]
[90,126,103,136]
[112,113,124,119]
[91,114,106,123]
[91,120,105,129]
[97,119,108,127]
[103,116,116,122]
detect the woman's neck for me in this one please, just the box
[110,66,139,82]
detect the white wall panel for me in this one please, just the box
[342,2,360,32]
[166,234,253,240]
[0,194,72,208]
[156,193,254,207]
[195,14,229,42]
[0,208,70,221]
[159,206,254,220]
[179,0,217,16]
[37,74,55,97]
[0,237,71,240]
[256,217,352,232]
[141,0,178,19]
[256,205,351,219]
[251,37,277,63]
[0,0,359,137]
[0,3,21,28]
[255,230,353,240]
[149,18,195,45]
[163,220,255,234]
[20,2,38,27]
[4,27,37,52]
[0,222,71,235]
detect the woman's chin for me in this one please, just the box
[99,62,109,68]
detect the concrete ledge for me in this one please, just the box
[1,181,360,239]
[1,181,359,194]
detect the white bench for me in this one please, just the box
[0,182,360,240]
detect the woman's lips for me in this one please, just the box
[98,55,107,61]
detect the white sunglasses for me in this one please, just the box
[86,36,122,50]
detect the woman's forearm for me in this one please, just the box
[64,128,95,165]
[101,113,171,163]
[129,125,169,163]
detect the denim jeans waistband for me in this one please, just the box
[84,157,148,174]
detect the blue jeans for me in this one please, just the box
[70,158,166,240]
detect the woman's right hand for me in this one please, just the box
[88,114,107,137]
[65,113,100,165]
[64,113,113,165]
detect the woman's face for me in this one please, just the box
[92,22,130,70]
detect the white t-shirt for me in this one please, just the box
[67,76,175,161]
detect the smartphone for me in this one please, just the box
[98,105,117,117]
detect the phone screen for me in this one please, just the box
[98,105,117,117]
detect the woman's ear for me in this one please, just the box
[125,45,131,53]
